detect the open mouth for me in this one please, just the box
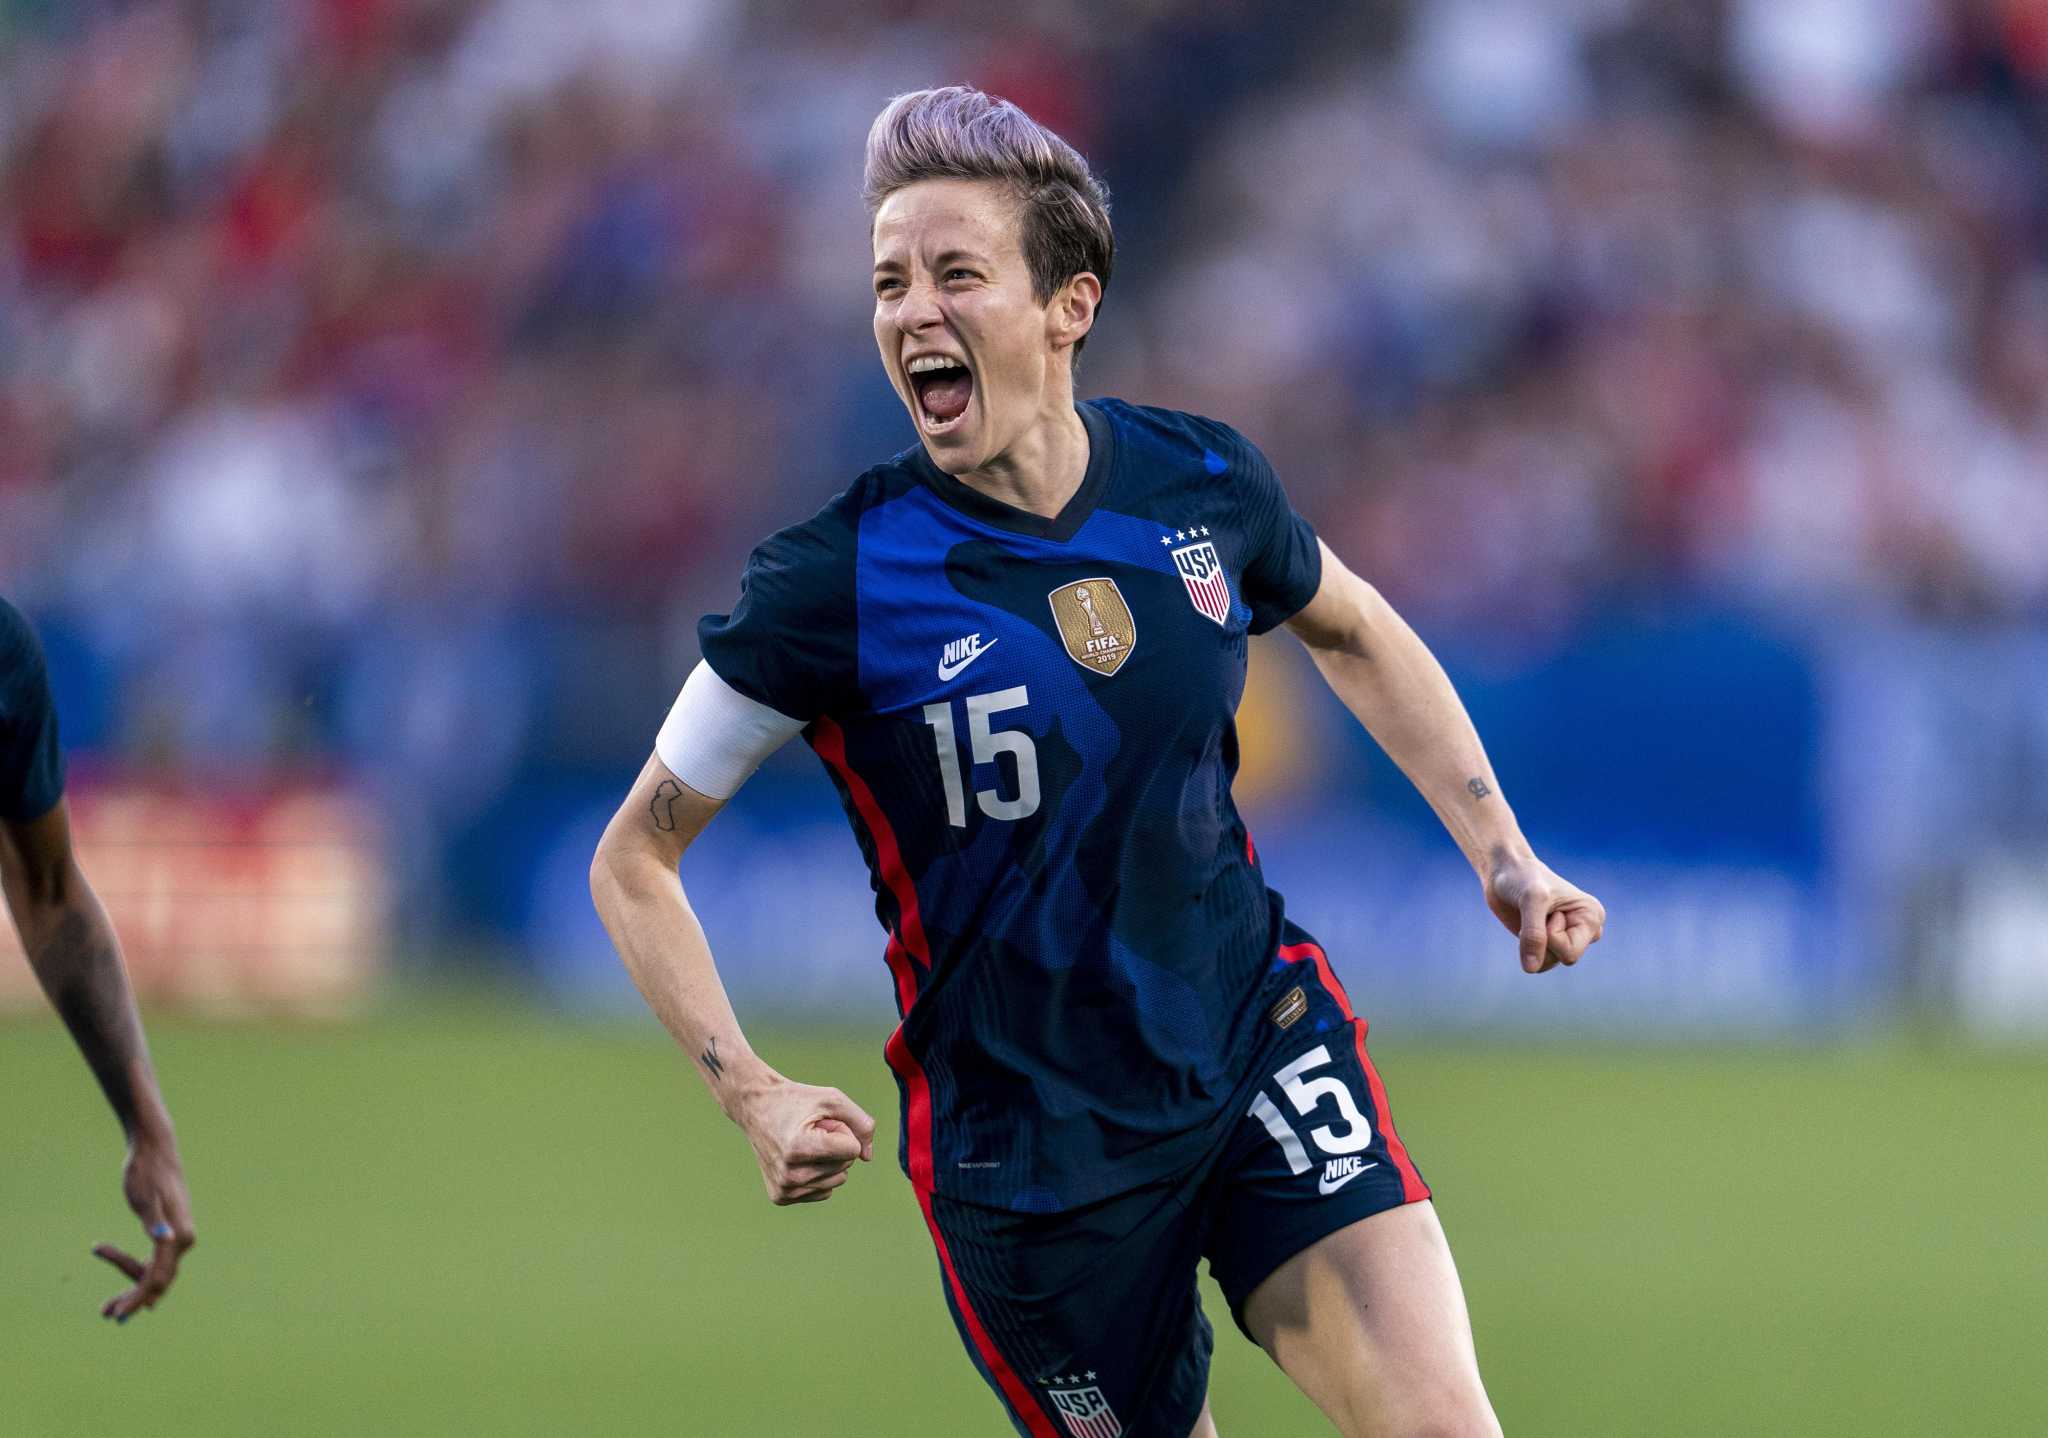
[907,355,974,436]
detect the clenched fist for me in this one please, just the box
[731,1076,877,1206]
[1485,854,1606,974]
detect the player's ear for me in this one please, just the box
[1047,272,1101,355]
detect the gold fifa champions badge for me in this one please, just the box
[1048,577,1137,677]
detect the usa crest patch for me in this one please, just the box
[1171,541,1231,626]
[1048,1386,1122,1438]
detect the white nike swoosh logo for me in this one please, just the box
[937,638,998,681]
[1317,1161,1378,1195]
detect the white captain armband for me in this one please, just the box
[654,661,806,802]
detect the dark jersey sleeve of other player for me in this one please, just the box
[1,599,67,823]
[698,399,1329,1213]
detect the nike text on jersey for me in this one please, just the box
[938,632,998,681]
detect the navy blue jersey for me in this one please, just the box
[699,400,1326,1212]
[1,598,66,823]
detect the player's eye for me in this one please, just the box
[875,277,904,297]
[945,268,976,282]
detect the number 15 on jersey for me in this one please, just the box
[922,685,1041,826]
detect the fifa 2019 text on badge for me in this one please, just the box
[1047,1385,1123,1438]
[1047,578,1137,677]
[1170,540,1232,626]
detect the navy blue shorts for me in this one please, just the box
[916,942,1430,1438]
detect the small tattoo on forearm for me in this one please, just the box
[651,779,683,832]
[699,1037,725,1081]
[1467,778,1492,800]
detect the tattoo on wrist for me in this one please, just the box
[699,1037,725,1081]
[1466,777,1492,800]
[651,779,683,832]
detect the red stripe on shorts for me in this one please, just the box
[1278,941,1430,1203]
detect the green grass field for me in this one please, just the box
[3,998,2043,1436]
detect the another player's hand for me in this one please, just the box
[95,1131,196,1322]
[1485,855,1606,974]
[732,1076,876,1206]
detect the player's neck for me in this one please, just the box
[957,397,1090,521]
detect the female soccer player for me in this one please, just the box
[591,87,1603,1438]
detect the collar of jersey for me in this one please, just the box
[903,400,1115,543]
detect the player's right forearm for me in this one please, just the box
[2,806,177,1147]
[16,885,172,1146]
[588,849,776,1120]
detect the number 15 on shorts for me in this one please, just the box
[1247,1045,1376,1187]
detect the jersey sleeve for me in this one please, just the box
[695,516,859,723]
[0,601,66,822]
[1228,434,1322,634]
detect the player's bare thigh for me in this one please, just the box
[1240,1201,1501,1438]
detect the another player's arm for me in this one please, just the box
[1284,540,1605,972]
[0,800,196,1318]
[589,751,875,1205]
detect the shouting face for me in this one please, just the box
[871,178,1094,475]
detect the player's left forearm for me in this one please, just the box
[1288,553,1532,878]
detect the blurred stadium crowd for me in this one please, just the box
[2,0,2045,1002]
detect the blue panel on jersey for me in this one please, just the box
[725,399,1333,1212]
[854,485,1123,971]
